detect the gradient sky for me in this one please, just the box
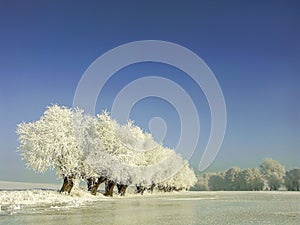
[0,0,299,183]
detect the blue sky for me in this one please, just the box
[0,0,299,183]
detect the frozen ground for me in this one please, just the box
[0,181,299,225]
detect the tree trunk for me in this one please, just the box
[87,176,107,195]
[87,177,94,192]
[60,176,74,194]
[136,185,146,195]
[117,184,128,196]
[104,180,115,197]
[150,183,155,193]
[146,183,155,193]
[157,185,164,192]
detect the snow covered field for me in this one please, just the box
[0,181,299,225]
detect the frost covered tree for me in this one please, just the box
[83,112,119,196]
[142,145,189,191]
[208,173,226,191]
[17,105,93,193]
[84,111,158,196]
[85,111,197,195]
[260,158,285,190]
[224,167,241,191]
[162,163,197,191]
[237,168,264,191]
[284,168,300,191]
[17,105,197,196]
[206,168,265,191]
[80,114,108,195]
[191,174,210,191]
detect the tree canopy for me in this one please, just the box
[17,105,196,195]
[260,158,285,190]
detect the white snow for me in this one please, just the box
[0,189,105,206]
[1,181,299,225]
[0,180,115,216]
[0,180,193,211]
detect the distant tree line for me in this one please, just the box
[17,105,197,196]
[192,159,300,191]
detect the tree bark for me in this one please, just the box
[136,185,146,195]
[149,183,155,193]
[104,180,116,197]
[117,184,128,196]
[87,177,94,192]
[146,183,155,193]
[87,176,107,195]
[60,176,74,194]
[157,185,165,192]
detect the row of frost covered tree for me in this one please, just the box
[17,105,197,196]
[192,158,300,191]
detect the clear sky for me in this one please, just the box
[0,0,299,183]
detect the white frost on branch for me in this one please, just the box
[17,105,197,191]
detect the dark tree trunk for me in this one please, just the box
[60,176,74,194]
[157,185,165,192]
[147,183,155,193]
[160,185,167,192]
[87,176,107,195]
[166,186,171,192]
[117,184,128,196]
[150,183,155,193]
[136,185,146,195]
[104,180,116,197]
[87,177,94,192]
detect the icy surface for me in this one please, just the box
[0,180,60,190]
[0,182,299,225]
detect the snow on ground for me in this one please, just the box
[0,181,206,213]
[0,180,181,211]
[0,180,112,214]
[1,181,300,225]
[1,180,299,221]
[0,188,106,207]
[1,189,299,225]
